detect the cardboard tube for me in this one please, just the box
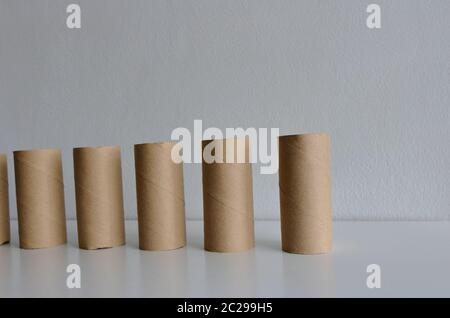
[202,137,254,252]
[14,149,67,249]
[73,146,126,250]
[278,133,332,254]
[134,141,186,251]
[0,154,10,245]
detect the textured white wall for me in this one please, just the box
[0,0,449,220]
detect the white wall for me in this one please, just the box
[1,0,449,220]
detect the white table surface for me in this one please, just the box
[1,220,449,298]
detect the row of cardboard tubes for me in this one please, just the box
[0,133,332,254]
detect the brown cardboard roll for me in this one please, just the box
[0,154,10,245]
[202,137,255,252]
[73,146,126,250]
[278,133,332,254]
[134,141,186,251]
[13,149,67,249]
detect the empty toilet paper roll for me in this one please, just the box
[14,149,67,249]
[0,154,10,245]
[278,133,332,254]
[134,141,186,251]
[73,146,125,250]
[202,137,255,252]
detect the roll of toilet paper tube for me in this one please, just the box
[14,149,67,249]
[278,133,332,254]
[0,154,10,245]
[134,141,186,251]
[73,146,126,250]
[202,137,255,252]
